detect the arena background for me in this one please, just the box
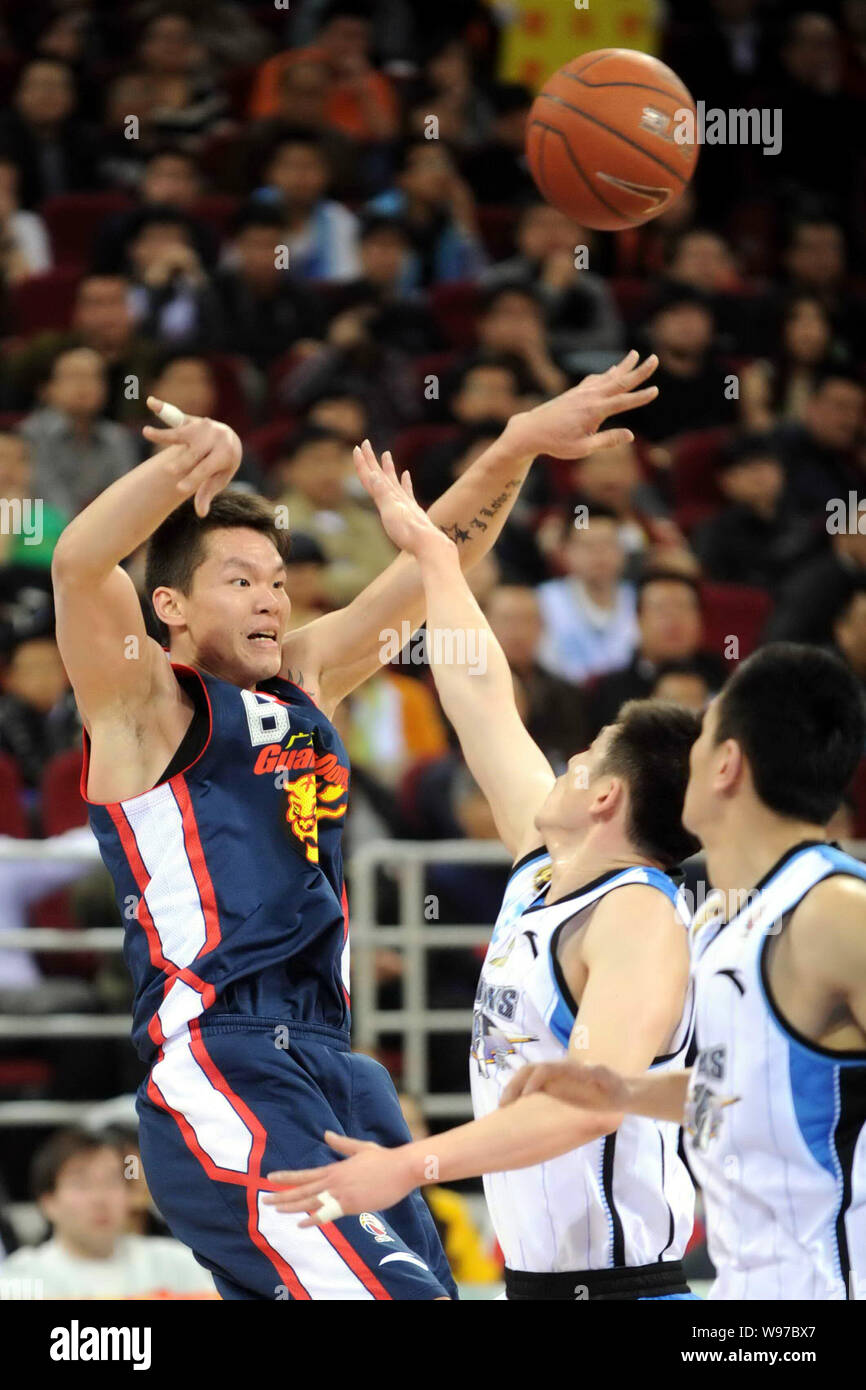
[0,0,864,1299]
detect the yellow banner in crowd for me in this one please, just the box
[498,0,657,90]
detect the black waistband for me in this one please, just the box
[504,1260,689,1301]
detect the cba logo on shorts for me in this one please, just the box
[359,1212,393,1244]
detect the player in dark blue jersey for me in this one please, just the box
[52,356,659,1299]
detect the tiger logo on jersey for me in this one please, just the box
[254,730,348,864]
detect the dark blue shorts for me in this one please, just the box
[137,1017,457,1301]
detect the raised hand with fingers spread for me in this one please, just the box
[506,348,658,459]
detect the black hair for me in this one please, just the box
[636,569,702,613]
[285,531,326,566]
[31,1127,120,1201]
[717,431,781,472]
[712,642,866,824]
[646,279,715,320]
[600,699,702,869]
[144,492,291,646]
[277,423,347,463]
[810,365,865,395]
[479,281,543,315]
[359,211,412,243]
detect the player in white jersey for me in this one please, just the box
[504,643,866,1300]
[265,448,703,1300]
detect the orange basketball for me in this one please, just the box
[526,48,698,231]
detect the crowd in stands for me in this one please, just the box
[0,0,865,1285]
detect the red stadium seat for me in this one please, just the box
[699,582,773,663]
[41,748,88,836]
[608,277,652,326]
[430,282,481,349]
[390,424,461,474]
[8,267,81,335]
[207,354,255,435]
[669,426,734,533]
[190,194,239,239]
[0,754,28,837]
[477,206,519,261]
[244,418,298,471]
[40,191,134,268]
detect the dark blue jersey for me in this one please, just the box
[82,662,351,1063]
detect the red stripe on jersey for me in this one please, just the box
[172,774,221,955]
[187,1022,312,1300]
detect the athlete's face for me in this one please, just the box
[173,528,290,687]
[535,725,617,838]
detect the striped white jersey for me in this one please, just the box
[686,840,866,1301]
[470,849,695,1273]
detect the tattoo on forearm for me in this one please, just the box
[438,478,522,546]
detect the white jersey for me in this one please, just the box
[470,849,695,1274]
[686,840,866,1301]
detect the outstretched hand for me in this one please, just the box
[352,438,455,560]
[263,1130,415,1226]
[507,349,659,460]
[142,396,242,517]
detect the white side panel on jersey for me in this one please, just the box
[255,1195,376,1301]
[152,1030,253,1173]
[158,976,208,1038]
[122,781,207,967]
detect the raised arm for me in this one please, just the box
[285,352,658,714]
[348,448,555,857]
[52,399,241,731]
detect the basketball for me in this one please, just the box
[526,48,698,231]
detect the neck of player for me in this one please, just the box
[702,807,829,906]
[542,826,660,903]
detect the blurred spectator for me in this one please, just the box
[483,204,624,366]
[650,659,713,712]
[278,297,418,435]
[283,532,331,630]
[662,227,769,356]
[691,433,813,591]
[472,285,567,398]
[781,216,866,360]
[306,392,370,444]
[0,631,71,787]
[367,140,486,287]
[833,580,866,696]
[767,525,866,644]
[21,347,138,515]
[101,1123,171,1239]
[0,1128,215,1297]
[765,528,866,645]
[587,571,726,734]
[132,9,228,148]
[272,425,396,603]
[214,203,323,368]
[250,7,399,141]
[339,214,441,350]
[0,57,99,208]
[443,358,528,430]
[94,146,218,273]
[398,1092,501,1284]
[460,82,537,205]
[121,207,223,348]
[768,13,863,213]
[536,510,639,684]
[0,432,67,570]
[741,295,844,431]
[623,284,738,443]
[0,156,52,282]
[484,583,592,767]
[5,274,160,424]
[769,369,865,518]
[566,441,675,577]
[406,38,493,149]
[258,132,360,281]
